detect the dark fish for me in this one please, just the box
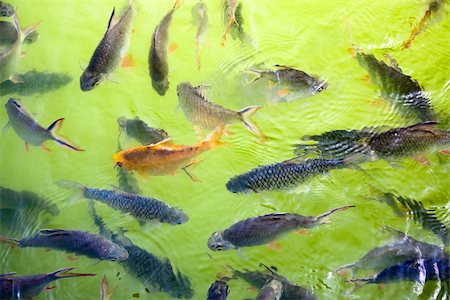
[149,0,181,95]
[89,203,194,299]
[206,280,229,300]
[256,279,283,300]
[0,70,72,96]
[349,258,450,286]
[208,205,354,251]
[0,268,95,300]
[57,180,188,225]
[226,156,362,193]
[336,227,448,277]
[231,265,316,300]
[0,229,129,261]
[354,50,436,122]
[0,1,13,17]
[80,2,134,91]
[118,116,169,146]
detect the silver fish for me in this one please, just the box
[5,98,83,151]
[80,2,134,91]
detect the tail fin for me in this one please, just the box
[335,263,355,275]
[47,118,84,151]
[12,13,40,44]
[172,0,182,11]
[238,105,266,141]
[50,268,96,279]
[0,236,20,247]
[316,205,355,223]
[204,125,225,149]
[54,180,85,208]
[100,275,114,300]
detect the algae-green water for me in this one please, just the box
[0,0,449,299]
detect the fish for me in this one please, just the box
[348,258,450,286]
[221,0,239,46]
[336,227,448,277]
[354,50,436,122]
[226,156,363,193]
[231,265,316,300]
[57,180,189,225]
[148,0,182,95]
[0,268,96,300]
[191,1,208,70]
[249,65,327,100]
[206,280,229,300]
[207,205,354,251]
[113,125,224,178]
[256,279,284,300]
[0,186,58,216]
[0,13,38,84]
[402,0,445,50]
[80,1,135,91]
[0,229,129,261]
[0,1,13,17]
[176,82,265,139]
[5,98,83,151]
[89,203,194,299]
[117,142,141,194]
[0,20,38,45]
[118,116,169,146]
[99,275,114,300]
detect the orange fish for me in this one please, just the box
[113,126,224,177]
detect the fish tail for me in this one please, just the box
[342,153,368,168]
[335,263,355,275]
[48,118,84,151]
[0,236,20,247]
[346,278,372,287]
[55,180,85,208]
[50,268,96,279]
[317,205,355,222]
[238,105,266,141]
[100,275,114,300]
[172,0,183,11]
[204,125,225,149]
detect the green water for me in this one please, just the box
[0,0,449,299]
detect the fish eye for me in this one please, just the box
[216,245,224,251]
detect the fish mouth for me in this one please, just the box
[114,162,123,168]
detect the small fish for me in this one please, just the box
[354,50,436,122]
[80,1,135,91]
[221,0,239,46]
[148,0,181,95]
[0,13,38,84]
[100,275,114,300]
[226,156,363,193]
[402,0,445,50]
[118,117,169,146]
[336,227,448,277]
[0,1,13,17]
[191,1,208,70]
[0,268,96,300]
[256,279,283,300]
[5,98,83,151]
[349,258,450,287]
[176,82,265,139]
[206,280,229,300]
[113,125,224,178]
[249,65,327,100]
[89,203,194,299]
[57,180,189,225]
[0,229,129,261]
[208,205,354,251]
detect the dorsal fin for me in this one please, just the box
[107,8,116,31]
[39,229,70,236]
[282,157,305,165]
[0,272,16,277]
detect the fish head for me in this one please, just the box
[80,70,104,91]
[226,176,252,193]
[176,82,194,99]
[312,79,328,94]
[0,2,14,17]
[152,79,169,96]
[165,208,189,225]
[102,243,129,261]
[207,281,230,299]
[207,231,234,251]
[5,98,23,117]
[117,117,127,129]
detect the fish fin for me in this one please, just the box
[266,242,283,251]
[294,228,309,235]
[0,272,17,277]
[21,51,28,57]
[110,184,134,196]
[181,162,202,182]
[236,248,248,260]
[47,118,84,151]
[2,122,10,133]
[45,286,56,291]
[24,143,29,152]
[9,74,23,84]
[149,137,172,147]
[120,54,135,68]
[204,125,225,149]
[238,105,266,141]
[55,180,85,210]
[316,205,355,222]
[39,229,71,237]
[172,0,183,11]
[21,22,40,43]
[335,263,355,275]
[40,142,51,152]
[51,268,96,278]
[346,278,372,286]
[100,275,115,300]
[106,7,117,31]
[277,88,290,97]
[282,157,305,165]
[401,10,431,50]
[168,42,178,53]
[0,236,20,247]
[66,255,79,261]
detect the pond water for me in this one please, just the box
[0,0,449,299]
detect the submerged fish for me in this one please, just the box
[349,258,450,286]
[191,1,208,70]
[208,205,354,251]
[0,268,96,300]
[176,82,265,139]
[116,142,141,194]
[5,98,83,151]
[0,20,38,45]
[113,126,224,178]
[80,2,134,91]
[118,116,169,146]
[221,0,239,46]
[0,1,13,17]
[89,203,194,299]
[58,180,188,225]
[226,156,362,193]
[256,279,284,300]
[99,275,114,300]
[0,229,129,261]
[0,13,37,84]
[354,50,436,122]
[149,0,181,95]
[206,280,229,300]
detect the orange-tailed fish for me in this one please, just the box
[5,98,83,151]
[176,82,265,140]
[113,126,224,178]
[80,1,135,91]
